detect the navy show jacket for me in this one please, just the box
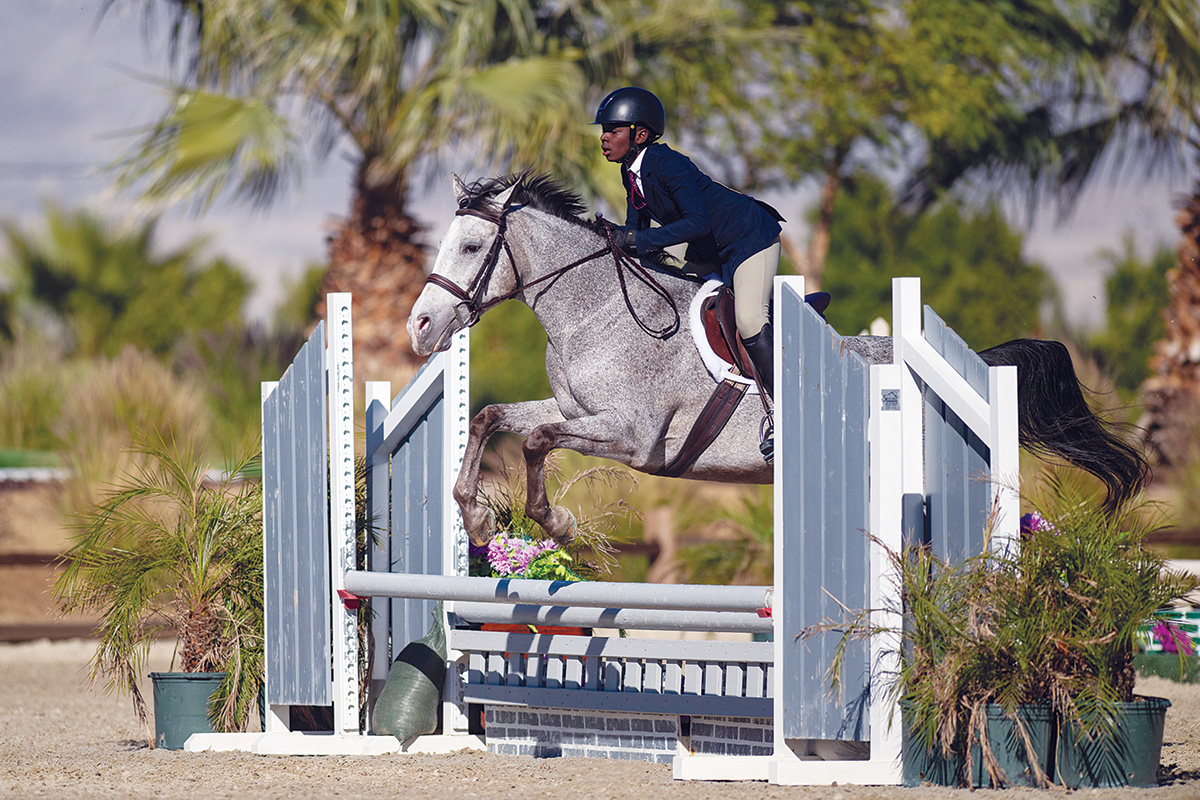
[624,143,782,285]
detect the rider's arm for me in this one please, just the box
[633,151,712,255]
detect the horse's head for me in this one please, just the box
[408,175,522,356]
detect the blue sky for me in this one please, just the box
[0,1,1192,327]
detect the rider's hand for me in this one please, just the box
[611,227,638,252]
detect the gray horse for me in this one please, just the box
[407,174,1147,545]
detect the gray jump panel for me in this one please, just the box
[365,354,454,669]
[922,308,991,561]
[387,393,445,657]
[453,630,774,718]
[264,322,331,707]
[778,283,871,741]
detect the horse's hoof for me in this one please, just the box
[464,508,495,546]
[545,506,576,545]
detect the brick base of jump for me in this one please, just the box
[482,705,773,764]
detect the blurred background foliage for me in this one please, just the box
[2,0,1200,582]
[820,173,1053,347]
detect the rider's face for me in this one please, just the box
[600,124,647,163]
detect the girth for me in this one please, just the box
[656,287,752,478]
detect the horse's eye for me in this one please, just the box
[463,243,481,255]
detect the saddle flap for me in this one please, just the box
[700,287,754,378]
[701,294,732,366]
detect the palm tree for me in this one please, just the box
[1140,172,1200,468]
[900,0,1200,220]
[55,434,264,741]
[109,0,744,385]
[111,1,581,383]
[2,202,248,358]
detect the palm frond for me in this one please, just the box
[114,89,299,211]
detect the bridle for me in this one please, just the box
[424,199,680,338]
[424,205,520,328]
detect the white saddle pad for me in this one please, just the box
[688,279,759,394]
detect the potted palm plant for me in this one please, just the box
[1015,481,1193,788]
[54,434,263,749]
[814,474,1196,788]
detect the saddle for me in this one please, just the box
[699,286,831,383]
[655,286,831,478]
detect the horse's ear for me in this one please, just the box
[494,180,520,211]
[451,173,469,205]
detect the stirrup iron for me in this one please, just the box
[759,412,774,464]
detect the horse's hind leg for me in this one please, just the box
[521,413,638,544]
[455,399,565,545]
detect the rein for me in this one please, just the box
[425,204,680,339]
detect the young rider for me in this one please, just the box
[594,86,783,398]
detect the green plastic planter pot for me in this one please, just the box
[903,704,1055,788]
[1056,696,1170,788]
[149,672,225,750]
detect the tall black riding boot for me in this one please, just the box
[741,323,774,399]
[742,323,775,463]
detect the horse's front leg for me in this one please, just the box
[522,412,638,544]
[455,399,565,545]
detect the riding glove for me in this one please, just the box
[611,227,638,252]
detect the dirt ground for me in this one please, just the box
[2,640,1200,800]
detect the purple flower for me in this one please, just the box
[1020,512,1056,538]
[1152,620,1196,655]
[482,531,561,577]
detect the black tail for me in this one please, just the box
[979,339,1149,515]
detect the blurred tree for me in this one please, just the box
[109,0,745,386]
[1086,235,1173,396]
[272,262,326,332]
[857,0,1200,474]
[469,300,551,414]
[699,0,1084,286]
[902,0,1200,218]
[699,0,1200,297]
[173,324,308,452]
[0,290,14,344]
[1,203,249,358]
[822,173,1051,349]
[1142,175,1200,468]
[674,485,773,586]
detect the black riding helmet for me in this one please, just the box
[593,87,665,139]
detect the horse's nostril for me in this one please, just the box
[416,316,430,333]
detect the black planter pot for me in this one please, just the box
[1055,696,1171,788]
[903,704,1055,788]
[149,672,225,750]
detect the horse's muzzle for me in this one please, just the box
[407,310,458,356]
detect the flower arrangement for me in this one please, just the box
[1019,511,1056,536]
[470,530,583,581]
[469,449,637,581]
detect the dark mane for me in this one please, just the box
[459,173,603,232]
